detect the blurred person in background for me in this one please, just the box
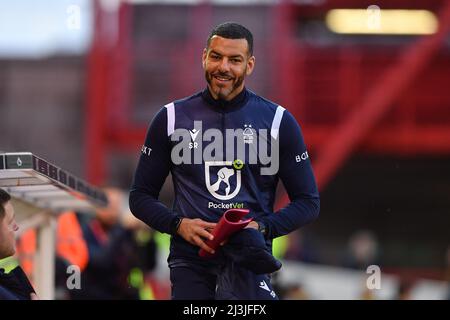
[343,230,380,270]
[71,187,156,300]
[0,188,38,300]
[120,205,161,300]
[283,230,320,263]
[129,22,320,300]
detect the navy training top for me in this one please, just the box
[129,87,320,262]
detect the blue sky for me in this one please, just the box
[0,0,92,58]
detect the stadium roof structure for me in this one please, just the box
[0,152,108,217]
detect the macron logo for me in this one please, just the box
[259,280,270,292]
[189,128,200,149]
[190,128,200,142]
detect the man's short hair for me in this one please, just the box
[0,188,11,219]
[207,22,254,56]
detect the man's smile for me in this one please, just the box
[213,74,233,83]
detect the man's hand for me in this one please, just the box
[177,218,217,254]
[219,220,258,247]
[245,221,259,230]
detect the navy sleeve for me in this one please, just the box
[259,110,320,239]
[129,107,178,234]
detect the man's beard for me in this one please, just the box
[205,70,245,101]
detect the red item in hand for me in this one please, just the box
[199,209,253,258]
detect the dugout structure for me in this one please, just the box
[0,152,107,299]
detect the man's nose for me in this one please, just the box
[218,58,231,73]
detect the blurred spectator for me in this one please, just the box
[343,230,380,270]
[0,188,38,300]
[284,230,320,263]
[15,187,159,300]
[121,206,160,299]
[71,187,157,300]
[70,187,137,299]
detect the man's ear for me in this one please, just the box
[246,55,255,76]
[202,48,207,69]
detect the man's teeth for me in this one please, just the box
[215,76,230,81]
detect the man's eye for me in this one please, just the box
[211,55,220,60]
[231,59,241,63]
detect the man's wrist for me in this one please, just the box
[256,220,267,237]
[170,216,184,235]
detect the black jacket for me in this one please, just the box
[0,266,35,300]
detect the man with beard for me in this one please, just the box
[129,22,320,299]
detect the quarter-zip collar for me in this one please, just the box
[201,86,249,113]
